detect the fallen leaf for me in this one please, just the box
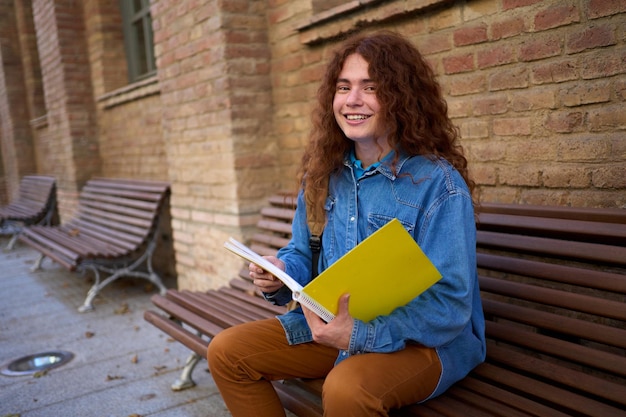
[114,303,129,314]
[32,370,48,378]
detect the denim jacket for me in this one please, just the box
[266,153,486,400]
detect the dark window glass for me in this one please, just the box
[120,0,156,82]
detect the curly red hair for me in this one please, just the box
[298,31,474,234]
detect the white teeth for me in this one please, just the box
[346,115,369,120]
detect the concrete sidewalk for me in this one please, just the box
[0,237,231,417]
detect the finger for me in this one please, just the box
[337,293,350,315]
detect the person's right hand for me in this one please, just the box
[249,256,285,293]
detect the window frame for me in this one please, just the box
[119,0,156,83]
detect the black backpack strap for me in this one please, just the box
[309,234,322,279]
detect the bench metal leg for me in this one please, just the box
[5,234,19,250]
[77,232,167,313]
[31,253,46,271]
[172,352,202,391]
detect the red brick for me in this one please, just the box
[491,17,526,40]
[472,94,508,116]
[557,135,612,161]
[588,105,626,131]
[588,0,626,19]
[493,117,532,136]
[560,81,611,107]
[581,49,626,79]
[418,32,452,55]
[477,44,516,69]
[499,164,542,186]
[543,165,591,188]
[446,73,487,96]
[616,79,626,101]
[534,5,580,31]
[592,164,626,188]
[453,24,488,46]
[566,25,616,54]
[545,111,585,133]
[442,53,475,74]
[502,0,542,11]
[510,89,556,111]
[489,67,529,91]
[520,36,562,61]
[459,120,490,139]
[531,59,578,84]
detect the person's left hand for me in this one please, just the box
[302,293,354,350]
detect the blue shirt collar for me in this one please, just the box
[349,148,395,179]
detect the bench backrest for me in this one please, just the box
[476,203,626,415]
[68,177,171,253]
[0,175,57,225]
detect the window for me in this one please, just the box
[120,0,156,83]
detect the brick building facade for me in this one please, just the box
[1,0,625,291]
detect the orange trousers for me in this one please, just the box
[207,318,442,417]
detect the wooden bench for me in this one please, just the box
[0,175,58,250]
[144,194,626,417]
[19,177,171,312]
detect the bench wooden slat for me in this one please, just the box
[452,377,572,417]
[473,362,624,417]
[442,386,535,417]
[29,225,120,258]
[20,226,81,261]
[478,253,626,293]
[78,206,153,229]
[478,202,626,224]
[478,212,626,243]
[79,191,161,210]
[68,219,142,249]
[488,344,626,408]
[272,382,324,417]
[477,230,626,265]
[18,234,76,270]
[486,321,626,376]
[483,298,626,349]
[480,275,626,321]
[144,308,211,357]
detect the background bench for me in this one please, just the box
[19,177,171,312]
[144,195,626,417]
[0,175,58,250]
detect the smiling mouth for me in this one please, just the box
[345,114,370,120]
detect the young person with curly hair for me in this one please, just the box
[208,31,486,417]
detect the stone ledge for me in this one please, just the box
[296,0,451,45]
[97,75,160,109]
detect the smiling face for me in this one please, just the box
[333,53,390,165]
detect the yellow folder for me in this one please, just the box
[299,218,442,322]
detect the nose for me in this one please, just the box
[346,89,363,106]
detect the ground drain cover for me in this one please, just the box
[0,351,74,376]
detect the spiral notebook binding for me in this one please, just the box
[293,291,336,323]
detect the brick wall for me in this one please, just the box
[1,0,624,292]
[0,0,37,194]
[151,0,276,290]
[266,0,626,210]
[31,0,101,218]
